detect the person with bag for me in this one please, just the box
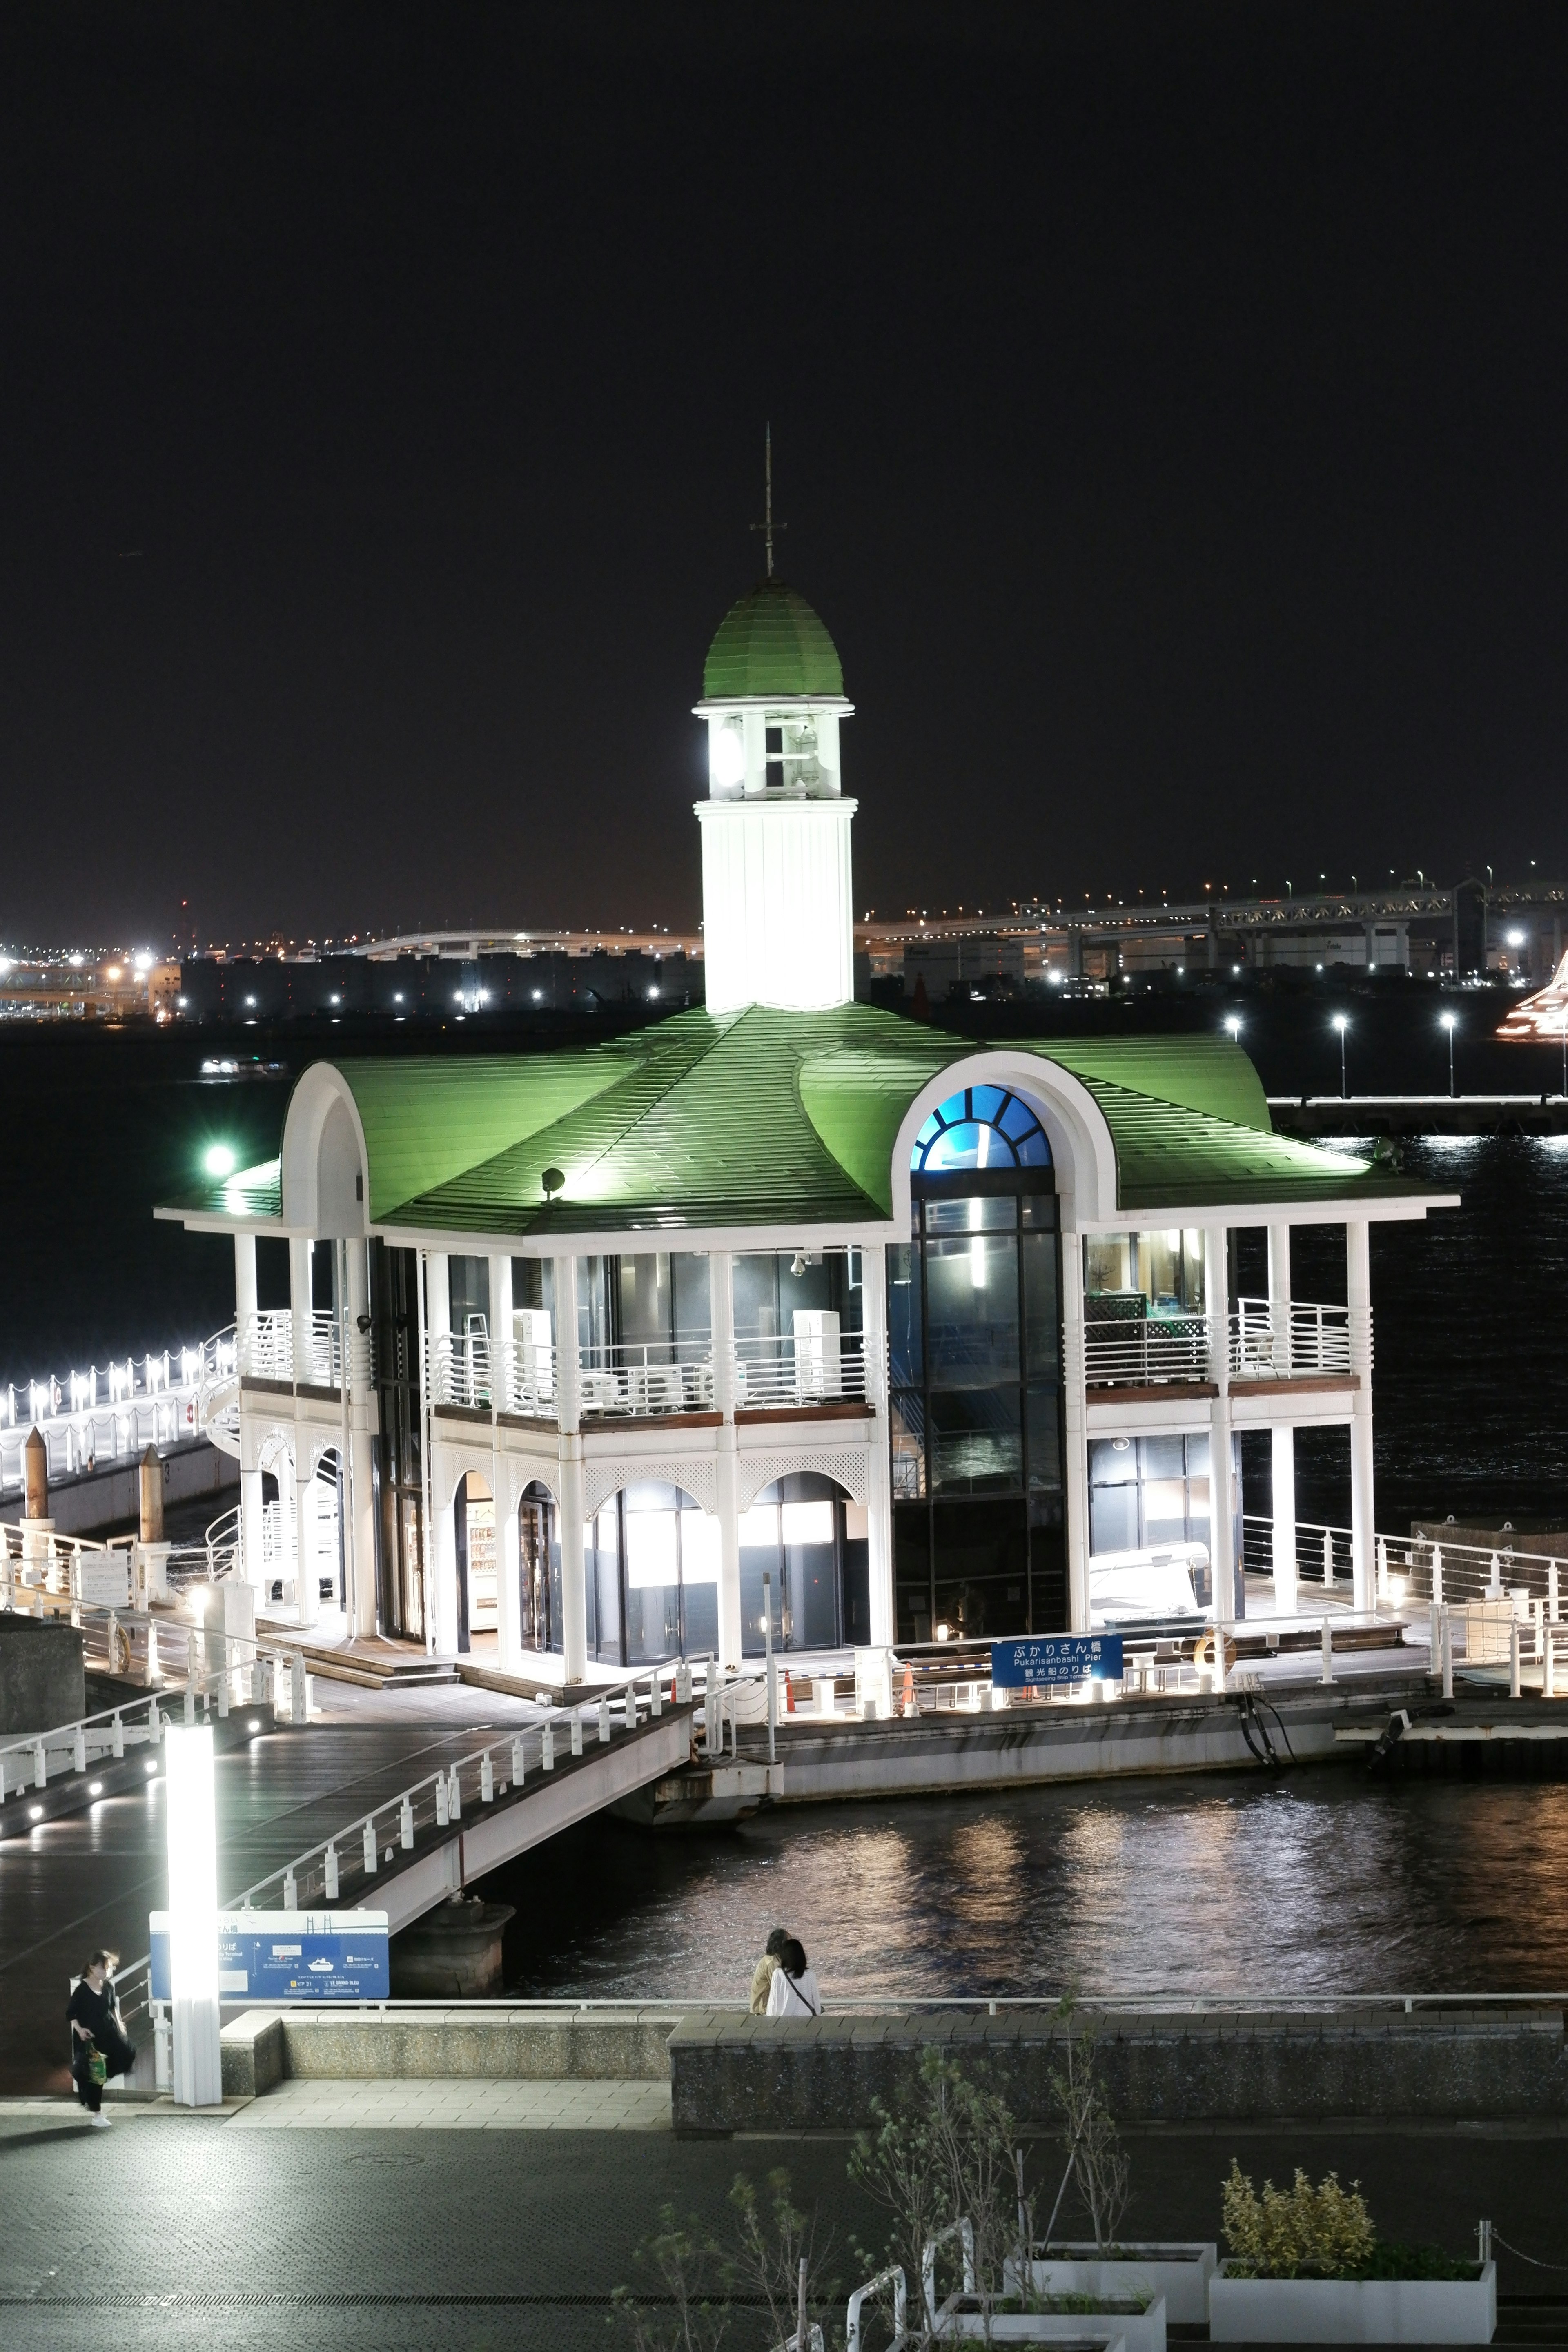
[764,1935,822,2018]
[748,1926,790,2014]
[68,1950,134,2127]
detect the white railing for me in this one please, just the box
[1241,1513,1355,1588]
[238,1309,294,1381]
[1230,1297,1362,1379]
[734,1326,868,1408]
[428,1331,558,1416]
[1083,1310,1209,1387]
[0,1327,232,1492]
[238,1309,372,1392]
[579,1338,714,1418]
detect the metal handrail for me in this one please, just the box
[734,1328,868,1406]
[579,1336,715,1418]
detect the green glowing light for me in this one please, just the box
[204,1144,237,1177]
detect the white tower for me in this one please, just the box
[694,490,855,1013]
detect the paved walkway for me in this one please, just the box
[224,2076,672,2129]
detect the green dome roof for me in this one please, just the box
[702,579,844,699]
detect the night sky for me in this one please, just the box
[2,2,1566,947]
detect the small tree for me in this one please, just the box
[1043,1995,1130,2256]
[612,2209,728,2352]
[728,2169,837,2350]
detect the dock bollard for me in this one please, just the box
[570,1710,584,1756]
[481,1751,494,1802]
[511,1735,526,1786]
[1319,1620,1334,1686]
[325,1842,339,1899]
[435,1772,449,1827]
[541,1722,555,1771]
[362,1821,377,1874]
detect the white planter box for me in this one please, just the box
[1209,2260,1496,2343]
[1009,2247,1216,2327]
[935,2295,1161,2352]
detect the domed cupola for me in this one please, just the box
[694,443,857,1014]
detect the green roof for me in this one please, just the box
[160,1007,1429,1234]
[702,581,844,700]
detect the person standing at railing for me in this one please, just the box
[765,1936,822,2019]
[748,1926,790,2013]
[68,1950,134,2127]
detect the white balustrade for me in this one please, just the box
[732,1321,867,1408]
[578,1336,716,1419]
[1082,1308,1210,1387]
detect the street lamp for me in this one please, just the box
[1332,1013,1348,1099]
[1440,1011,1457,1099]
[165,1725,222,2107]
[1224,1016,1241,1042]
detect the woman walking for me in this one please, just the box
[68,1951,134,2127]
[764,1936,821,2018]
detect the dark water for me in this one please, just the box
[490,1773,1568,2001]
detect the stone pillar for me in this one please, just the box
[1205,1224,1236,1677]
[23,1425,49,1521]
[861,1241,895,1646]
[1267,1222,1298,1615]
[234,1232,258,1362]
[1348,1216,1376,1614]
[710,1251,742,1669]
[554,1254,588,1682]
[1061,1229,1090,1632]
[139,1446,165,1544]
[288,1235,313,1382]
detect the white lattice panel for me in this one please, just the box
[735,1447,871,1512]
[583,1456,719,1518]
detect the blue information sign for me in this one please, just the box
[991,1633,1124,1689]
[149,1910,390,2002]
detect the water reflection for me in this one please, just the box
[491,1775,1568,1999]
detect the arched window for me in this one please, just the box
[911,1086,1051,1176]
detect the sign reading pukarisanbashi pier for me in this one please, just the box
[990,1633,1124,1688]
[149,1910,389,2002]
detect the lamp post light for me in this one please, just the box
[1332,1013,1348,1099]
[1224,1016,1241,1043]
[165,1725,222,2107]
[1440,1011,1457,1099]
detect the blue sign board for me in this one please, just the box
[149,1910,390,2002]
[991,1633,1124,1689]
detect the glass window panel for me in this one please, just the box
[1084,1235,1132,1293]
[971,1085,1007,1124]
[929,1388,1022,1494]
[679,1508,720,1583]
[672,1253,711,1345]
[1140,1435,1185,1479]
[781,1500,835,1547]
[617,1253,670,1345]
[682,1575,718,1656]
[891,1391,927,1501]
[1089,1437,1137,1487]
[924,1120,993,1172]
[888,1244,922,1385]
[1184,1433,1212,1478]
[1016,1132,1051,1167]
[925,1233,1020,1386]
[1021,1194,1058,1227]
[1021,1231,1059,1376]
[1025,1385,1061,1490]
[732,1252,781,1340]
[998,1093,1038,1140]
[1091,1485,1138,1555]
[738,1502,780,1549]
[1143,1476,1187,1527]
[925,1195,1016,1234]
[625,1503,678,1590]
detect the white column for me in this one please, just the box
[294,1436,317,1629]
[1061,1227,1090,1632]
[489,1252,514,1410]
[1267,1222,1298,1615]
[494,1462,523,1674]
[432,1483,459,1656]
[346,1241,376,1637]
[234,1233,258,1360]
[416,1247,434,1656]
[710,1251,742,1670]
[239,1463,265,1591]
[1348,1216,1376,1614]
[555,1253,588,1682]
[288,1235,313,1382]
[1205,1224,1235,1677]
[861,1240,895,1646]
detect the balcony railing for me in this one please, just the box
[579,1338,714,1420]
[1083,1310,1209,1388]
[238,1310,373,1390]
[429,1330,557,1416]
[1083,1299,1368,1389]
[735,1325,868,1409]
[1229,1298,1363,1379]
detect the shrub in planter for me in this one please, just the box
[1209,2162,1495,2345]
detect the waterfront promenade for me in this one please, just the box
[1,2099,1564,2350]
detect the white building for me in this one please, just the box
[160,575,1453,1679]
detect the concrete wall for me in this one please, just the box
[0,1618,85,1735]
[0,1437,236,1538]
[666,2005,1568,2133]
[219,2005,686,2098]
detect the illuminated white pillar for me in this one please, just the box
[1348,1217,1376,1614]
[1061,1230,1090,1632]
[234,1232,258,1350]
[1268,1224,1298,1615]
[165,1725,222,2108]
[345,1242,376,1637]
[294,1438,318,1630]
[239,1464,265,1591]
[288,1235,313,1381]
[861,1240,895,1646]
[710,1252,742,1669]
[555,1254,588,1682]
[1205,1225,1235,1679]
[495,1464,523,1674]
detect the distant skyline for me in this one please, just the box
[2,4,1567,943]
